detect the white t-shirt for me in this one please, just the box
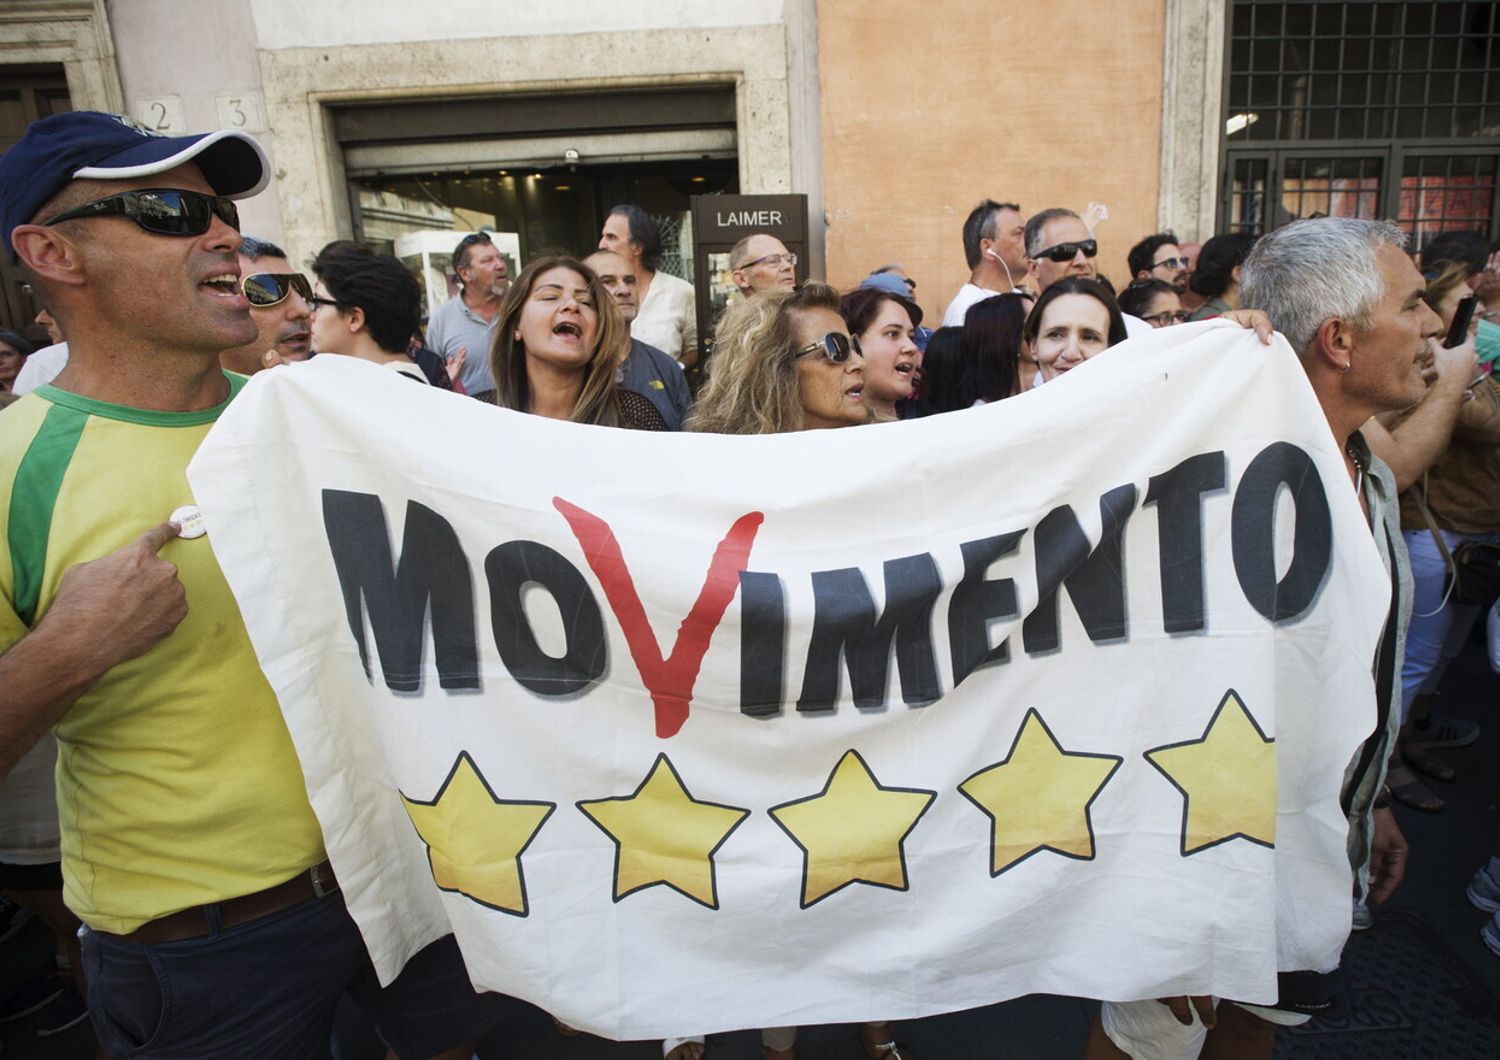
[941,283,1007,328]
[630,271,697,361]
[11,341,69,395]
[0,733,60,864]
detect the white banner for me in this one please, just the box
[188,321,1388,1040]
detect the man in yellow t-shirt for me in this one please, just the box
[0,111,498,1058]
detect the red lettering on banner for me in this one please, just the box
[553,499,764,738]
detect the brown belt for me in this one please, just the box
[111,860,339,945]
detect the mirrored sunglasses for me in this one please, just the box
[242,272,313,307]
[794,331,860,363]
[1035,239,1098,263]
[42,189,239,238]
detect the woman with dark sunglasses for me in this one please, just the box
[683,285,917,1060]
[688,283,866,434]
[1117,279,1188,329]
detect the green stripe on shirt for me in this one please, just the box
[9,402,89,625]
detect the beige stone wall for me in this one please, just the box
[258,24,800,273]
[0,0,122,112]
[816,0,1169,321]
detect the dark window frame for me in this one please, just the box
[1218,1,1500,243]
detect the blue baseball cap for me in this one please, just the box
[859,271,924,327]
[0,111,270,259]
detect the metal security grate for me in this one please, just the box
[1282,155,1383,219]
[1226,1,1499,144]
[1400,153,1500,246]
[1220,2,1500,242]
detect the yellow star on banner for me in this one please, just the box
[577,754,750,910]
[769,749,936,909]
[958,708,1123,877]
[1145,689,1277,856]
[401,751,555,917]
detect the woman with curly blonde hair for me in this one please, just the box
[688,283,868,435]
[489,254,666,429]
[679,284,916,1060]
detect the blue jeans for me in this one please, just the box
[81,889,501,1059]
[1400,528,1500,721]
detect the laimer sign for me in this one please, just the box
[189,321,1388,1041]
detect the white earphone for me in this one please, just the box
[984,247,1017,290]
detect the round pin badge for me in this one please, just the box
[169,504,207,539]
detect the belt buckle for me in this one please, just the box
[310,862,335,899]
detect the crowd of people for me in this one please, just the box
[1,108,1499,1060]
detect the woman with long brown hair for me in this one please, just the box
[490,255,666,429]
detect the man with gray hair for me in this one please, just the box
[1087,217,1439,1060]
[728,233,797,298]
[1024,206,1097,292]
[426,231,508,401]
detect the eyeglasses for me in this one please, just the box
[307,295,343,313]
[41,189,239,237]
[1033,239,1098,263]
[1152,256,1190,272]
[1141,310,1191,327]
[242,272,313,307]
[794,331,860,363]
[743,252,798,270]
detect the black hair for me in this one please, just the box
[1189,233,1255,298]
[961,293,1032,405]
[310,241,422,355]
[0,328,34,356]
[1126,231,1181,279]
[1117,278,1179,319]
[1022,276,1129,350]
[839,287,920,339]
[607,205,663,271]
[1421,230,1489,276]
[238,235,288,262]
[915,327,965,413]
[962,199,1021,270]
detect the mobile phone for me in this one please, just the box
[1445,295,1477,348]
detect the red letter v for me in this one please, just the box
[553,499,764,738]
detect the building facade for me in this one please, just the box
[1,0,1495,336]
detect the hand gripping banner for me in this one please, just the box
[188,321,1390,1040]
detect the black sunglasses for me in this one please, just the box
[1034,238,1098,263]
[1152,256,1190,272]
[307,295,343,312]
[794,331,860,364]
[42,189,239,237]
[242,272,313,308]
